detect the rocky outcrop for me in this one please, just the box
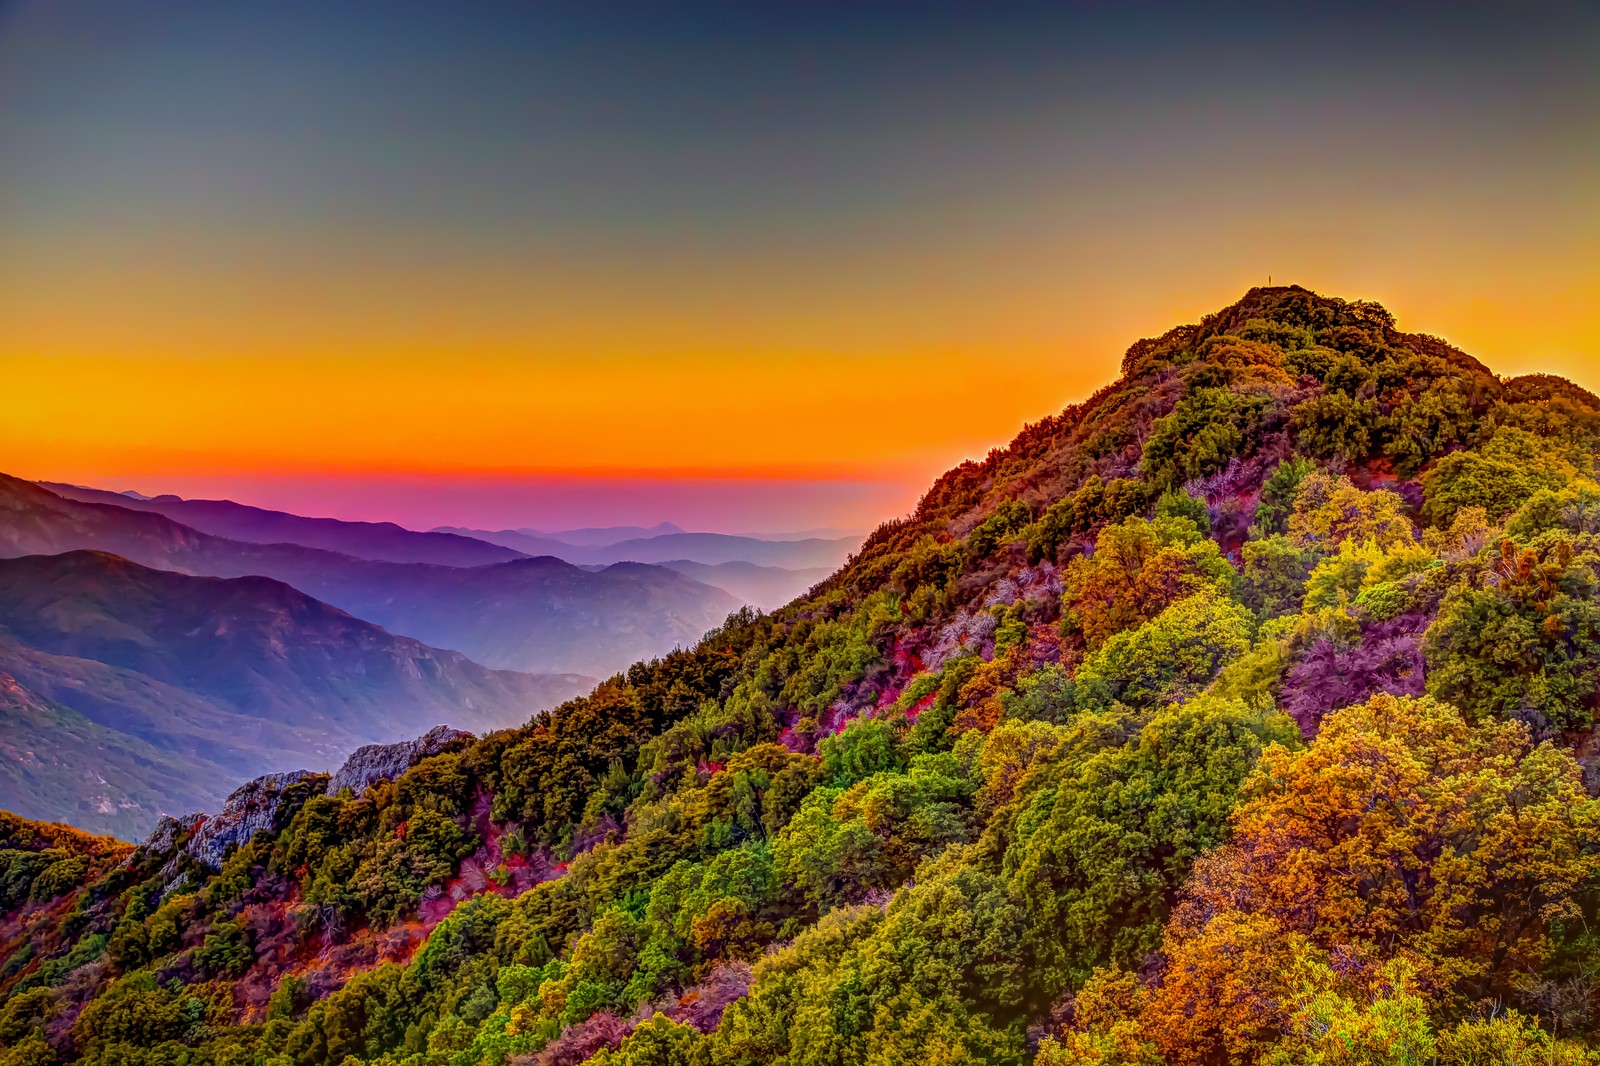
[325,725,472,798]
[137,812,204,857]
[184,770,312,869]
[126,726,472,872]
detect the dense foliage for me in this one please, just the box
[6,287,1600,1065]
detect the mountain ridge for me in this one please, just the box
[0,478,742,677]
[437,525,862,568]
[40,482,525,567]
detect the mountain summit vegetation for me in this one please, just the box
[6,286,1600,1065]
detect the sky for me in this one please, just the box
[2,1,1596,532]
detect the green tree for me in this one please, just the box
[1287,471,1415,550]
[1424,536,1600,730]
[1241,535,1316,617]
[1422,426,1579,527]
[999,697,1296,992]
[1075,589,1254,708]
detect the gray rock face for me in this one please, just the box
[137,812,204,857]
[184,770,313,869]
[127,725,471,872]
[325,725,472,798]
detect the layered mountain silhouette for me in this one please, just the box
[657,559,832,610]
[0,476,741,676]
[26,478,835,616]
[529,521,686,547]
[439,525,861,568]
[40,482,524,566]
[0,550,592,838]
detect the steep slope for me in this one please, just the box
[0,551,593,837]
[38,483,525,566]
[0,480,742,676]
[7,289,1600,1064]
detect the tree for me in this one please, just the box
[1241,535,1315,618]
[1435,1013,1600,1065]
[590,1013,705,1066]
[1143,388,1270,488]
[1075,590,1254,709]
[1424,536,1600,731]
[999,697,1296,993]
[1034,968,1161,1066]
[1291,392,1378,463]
[1421,426,1579,527]
[1061,516,1236,650]
[1154,487,1211,534]
[1509,478,1600,539]
[1287,471,1415,550]
[1262,960,1437,1066]
[193,919,253,978]
[773,754,974,914]
[1143,911,1308,1066]
[1251,457,1315,537]
[1176,694,1600,1005]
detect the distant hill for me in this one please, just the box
[40,482,524,567]
[658,559,832,610]
[535,522,686,547]
[0,477,742,676]
[301,557,743,677]
[581,531,860,568]
[0,550,592,838]
[431,523,689,551]
[735,526,866,541]
[429,526,595,558]
[439,525,862,568]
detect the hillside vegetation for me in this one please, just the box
[6,287,1600,1065]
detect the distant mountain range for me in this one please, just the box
[0,475,741,676]
[0,550,592,838]
[437,525,861,568]
[40,482,525,566]
[657,559,832,610]
[0,476,848,836]
[522,521,686,547]
[40,481,860,595]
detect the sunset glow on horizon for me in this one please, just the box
[3,2,1596,532]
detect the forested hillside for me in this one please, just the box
[6,286,1600,1065]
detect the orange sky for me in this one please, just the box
[6,265,1595,492]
